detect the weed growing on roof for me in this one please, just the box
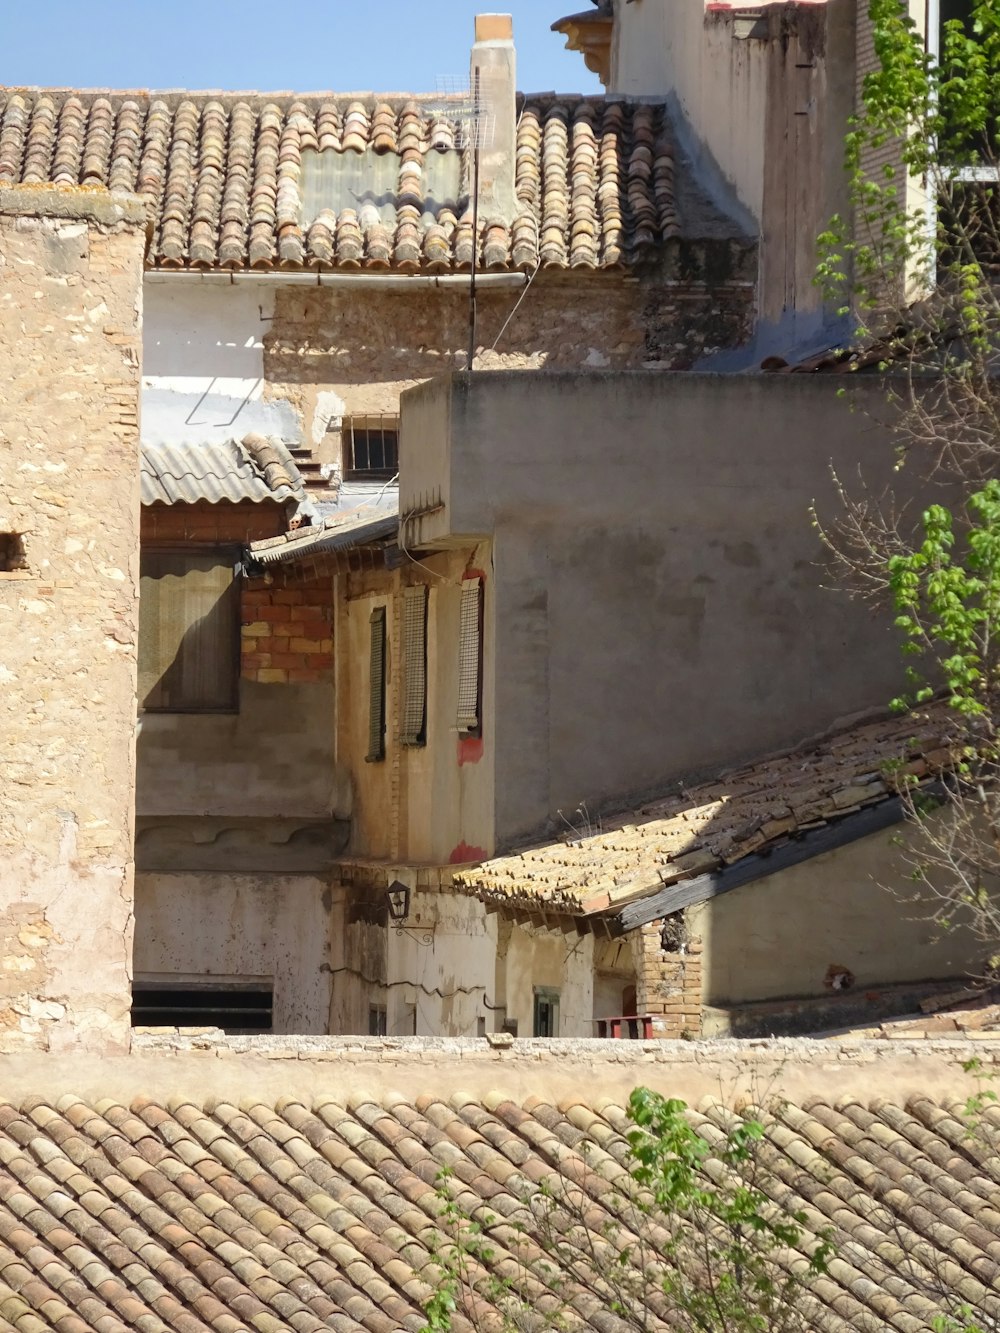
[420,1088,830,1333]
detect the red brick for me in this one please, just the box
[272,590,303,605]
[241,652,272,669]
[270,652,309,670]
[288,668,323,683]
[259,605,292,622]
[301,620,331,638]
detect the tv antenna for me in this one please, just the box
[428,71,497,372]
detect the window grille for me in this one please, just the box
[367,605,387,762]
[400,585,428,746]
[139,549,240,713]
[131,980,273,1035]
[343,416,400,481]
[456,577,483,734]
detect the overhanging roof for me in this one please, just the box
[455,704,954,926]
[0,88,693,272]
[140,436,304,507]
[248,505,399,566]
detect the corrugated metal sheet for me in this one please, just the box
[249,505,399,565]
[140,440,300,506]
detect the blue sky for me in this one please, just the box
[1,1,600,95]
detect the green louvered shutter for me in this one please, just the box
[400,585,428,747]
[456,578,483,734]
[367,606,387,762]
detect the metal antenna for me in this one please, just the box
[429,74,496,373]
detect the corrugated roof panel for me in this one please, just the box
[140,440,298,506]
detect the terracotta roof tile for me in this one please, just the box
[0,88,693,272]
[455,704,955,915]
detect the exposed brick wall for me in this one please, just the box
[241,572,333,684]
[140,500,286,545]
[636,920,704,1040]
[0,186,145,1053]
[140,502,333,687]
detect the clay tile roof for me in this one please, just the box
[140,437,305,506]
[0,1088,996,1331]
[455,703,955,916]
[0,88,689,272]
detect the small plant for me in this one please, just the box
[420,1088,829,1333]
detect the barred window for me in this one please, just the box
[400,585,428,747]
[343,416,399,481]
[139,549,240,713]
[457,577,484,735]
[367,605,387,763]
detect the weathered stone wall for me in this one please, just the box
[263,265,754,455]
[0,186,146,1052]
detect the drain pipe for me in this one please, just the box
[144,270,529,290]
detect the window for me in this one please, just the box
[0,532,27,572]
[400,584,428,746]
[131,979,273,1034]
[457,577,484,735]
[139,550,240,712]
[343,416,399,481]
[369,1004,388,1036]
[533,989,560,1038]
[367,605,387,762]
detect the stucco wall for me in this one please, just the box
[401,371,926,848]
[0,187,145,1052]
[337,546,495,866]
[693,820,994,1009]
[609,0,856,354]
[134,873,332,1034]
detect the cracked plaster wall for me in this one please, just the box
[0,189,145,1053]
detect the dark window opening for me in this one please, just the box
[344,418,399,481]
[401,584,428,746]
[367,605,387,762]
[132,982,273,1035]
[139,548,240,713]
[533,988,560,1038]
[0,533,27,572]
[457,577,484,736]
[369,1004,388,1036]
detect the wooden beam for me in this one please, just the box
[611,795,915,935]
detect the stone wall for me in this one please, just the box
[262,267,755,451]
[0,186,146,1052]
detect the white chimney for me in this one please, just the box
[470,14,517,224]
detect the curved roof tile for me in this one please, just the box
[0,1088,995,1331]
[0,89,686,272]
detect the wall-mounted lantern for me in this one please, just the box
[384,880,435,947]
[386,881,411,922]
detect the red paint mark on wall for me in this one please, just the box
[464,566,487,583]
[450,842,487,865]
[458,736,484,766]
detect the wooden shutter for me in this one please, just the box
[139,550,239,712]
[367,606,387,762]
[456,577,483,733]
[400,585,428,747]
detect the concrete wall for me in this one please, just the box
[693,820,995,1009]
[0,187,145,1052]
[134,873,331,1034]
[401,371,921,848]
